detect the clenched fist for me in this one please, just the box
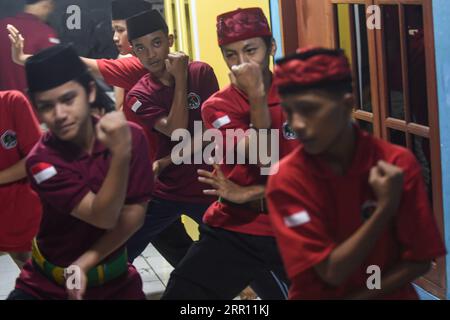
[369,160,404,216]
[96,111,131,156]
[165,52,189,81]
[229,62,265,98]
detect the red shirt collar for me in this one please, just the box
[145,73,166,91]
[145,63,193,92]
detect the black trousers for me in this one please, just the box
[150,217,196,268]
[127,197,209,264]
[162,224,290,300]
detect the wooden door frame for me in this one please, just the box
[331,0,383,137]
[329,0,446,298]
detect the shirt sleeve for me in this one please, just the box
[126,124,154,205]
[266,170,337,278]
[202,95,247,131]
[126,89,167,130]
[37,26,60,50]
[97,57,147,90]
[9,91,41,156]
[201,94,252,158]
[395,153,447,261]
[26,155,91,216]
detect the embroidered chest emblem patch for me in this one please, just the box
[361,200,377,221]
[187,92,201,110]
[1,130,17,149]
[282,121,297,140]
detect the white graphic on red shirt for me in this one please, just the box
[284,210,311,228]
[49,37,60,44]
[1,130,17,149]
[187,92,201,110]
[130,98,143,112]
[212,115,231,129]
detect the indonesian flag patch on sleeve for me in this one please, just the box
[212,115,231,129]
[48,37,60,44]
[31,162,57,184]
[130,97,143,113]
[284,210,311,228]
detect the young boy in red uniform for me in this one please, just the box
[7,44,153,300]
[103,0,153,111]
[0,90,42,268]
[7,1,195,267]
[162,7,298,299]
[266,48,446,299]
[0,0,58,94]
[123,9,220,261]
[7,0,149,120]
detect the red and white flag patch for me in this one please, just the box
[130,97,143,113]
[48,37,60,44]
[31,162,57,184]
[212,115,231,129]
[284,210,311,228]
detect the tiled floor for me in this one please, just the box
[0,254,19,300]
[0,244,173,300]
[1,248,435,300]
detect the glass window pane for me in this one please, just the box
[388,129,407,147]
[353,4,372,112]
[405,5,429,126]
[383,5,405,120]
[357,120,373,134]
[412,135,433,207]
[335,4,372,113]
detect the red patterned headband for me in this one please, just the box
[274,47,352,92]
[216,7,272,46]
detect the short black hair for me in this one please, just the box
[262,36,273,52]
[74,73,115,113]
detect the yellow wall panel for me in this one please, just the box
[337,4,353,67]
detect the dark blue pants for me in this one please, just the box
[126,197,209,263]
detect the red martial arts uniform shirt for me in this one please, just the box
[0,13,59,93]
[96,57,155,160]
[97,56,146,92]
[0,91,42,252]
[15,117,153,299]
[266,126,446,299]
[126,61,219,204]
[201,82,299,236]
